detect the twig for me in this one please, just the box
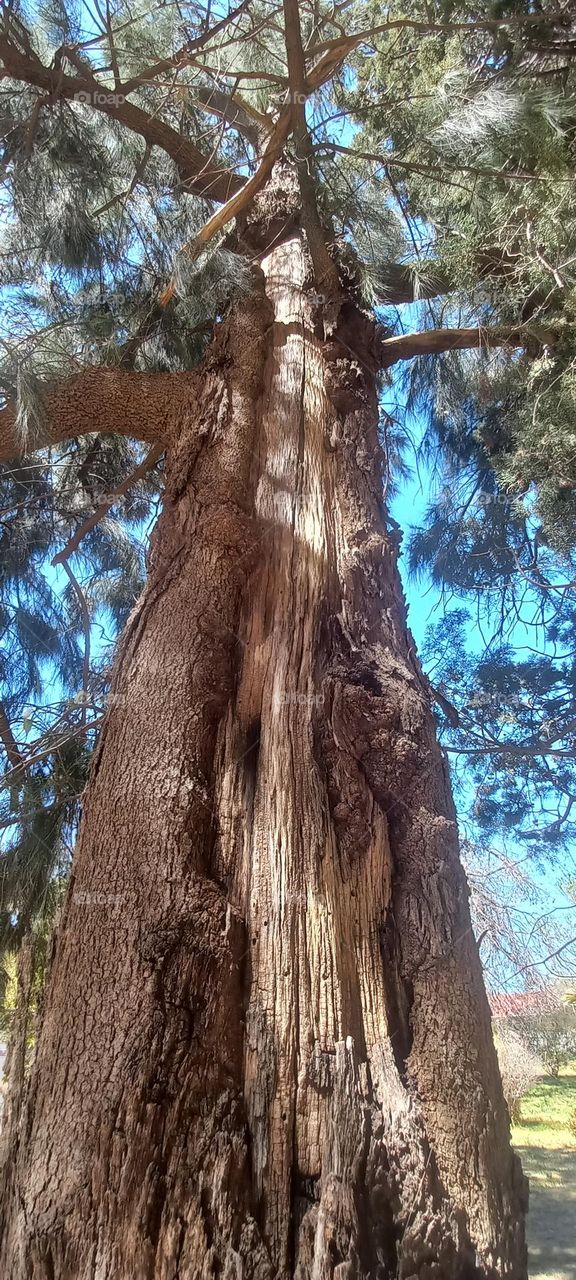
[1,718,106,789]
[59,562,91,726]
[52,442,163,564]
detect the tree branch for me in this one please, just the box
[52,442,163,564]
[159,40,350,297]
[282,0,340,297]
[306,11,569,62]
[374,246,523,306]
[59,561,91,726]
[1,718,106,790]
[0,701,24,771]
[193,85,265,146]
[159,109,293,302]
[380,323,553,367]
[118,0,251,95]
[0,369,195,464]
[0,37,243,202]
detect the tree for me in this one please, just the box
[6,0,576,1275]
[517,1014,576,1075]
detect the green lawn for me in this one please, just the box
[513,1066,576,1280]
[513,1064,576,1151]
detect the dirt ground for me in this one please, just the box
[518,1146,576,1280]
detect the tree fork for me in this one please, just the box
[0,234,527,1279]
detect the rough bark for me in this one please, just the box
[0,235,527,1279]
[0,369,198,464]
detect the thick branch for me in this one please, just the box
[375,262,451,306]
[375,248,520,305]
[193,86,265,145]
[0,37,243,202]
[282,0,340,297]
[380,323,552,366]
[0,369,194,464]
[159,43,348,294]
[160,109,292,301]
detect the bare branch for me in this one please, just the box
[52,442,163,564]
[0,701,24,772]
[59,561,91,727]
[0,37,243,202]
[118,0,252,95]
[1,718,106,790]
[380,323,554,367]
[306,11,570,62]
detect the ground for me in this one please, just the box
[513,1066,576,1280]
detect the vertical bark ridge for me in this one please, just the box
[214,236,527,1279]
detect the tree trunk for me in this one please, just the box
[0,233,527,1279]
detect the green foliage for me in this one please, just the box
[511,1012,576,1077]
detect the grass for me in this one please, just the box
[512,1065,576,1280]
[513,1063,576,1151]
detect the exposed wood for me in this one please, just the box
[381,322,554,365]
[159,108,293,302]
[159,43,360,296]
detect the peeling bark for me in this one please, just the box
[0,235,527,1280]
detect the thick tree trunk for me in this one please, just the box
[0,234,527,1279]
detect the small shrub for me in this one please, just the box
[495,1029,542,1122]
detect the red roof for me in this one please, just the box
[489,989,560,1018]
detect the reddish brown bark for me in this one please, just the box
[0,235,527,1280]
